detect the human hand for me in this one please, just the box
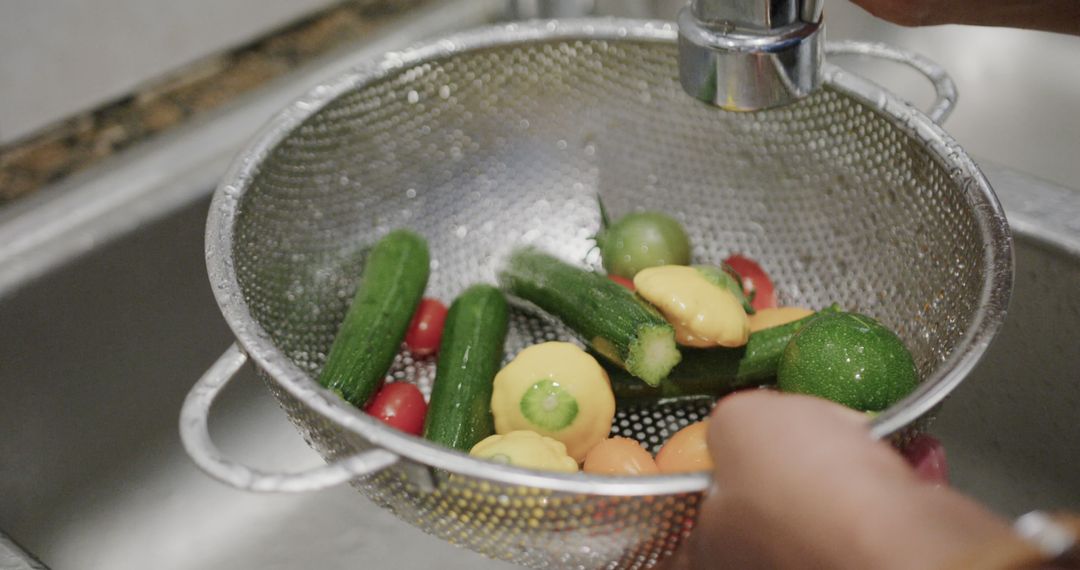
[847,0,1080,35]
[660,391,1013,570]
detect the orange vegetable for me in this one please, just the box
[748,306,814,333]
[583,437,659,476]
[655,421,713,473]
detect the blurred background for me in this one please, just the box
[1,0,1078,202]
[1,1,1078,569]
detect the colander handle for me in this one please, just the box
[179,344,401,492]
[825,41,957,125]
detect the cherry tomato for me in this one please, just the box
[723,254,777,310]
[607,274,636,291]
[655,421,713,473]
[405,298,448,356]
[365,383,427,435]
[902,433,949,485]
[584,437,659,476]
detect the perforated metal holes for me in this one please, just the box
[216,22,1010,569]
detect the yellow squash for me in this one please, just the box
[634,265,749,348]
[749,306,815,332]
[469,431,579,473]
[490,342,615,462]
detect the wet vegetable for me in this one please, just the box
[655,421,713,474]
[748,307,814,333]
[365,383,427,436]
[902,433,949,485]
[405,298,449,356]
[583,437,660,476]
[319,230,429,407]
[469,431,578,473]
[597,210,691,279]
[634,265,750,348]
[724,254,776,311]
[490,342,615,462]
[423,285,508,452]
[777,312,919,412]
[499,248,681,386]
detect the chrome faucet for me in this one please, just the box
[677,0,824,110]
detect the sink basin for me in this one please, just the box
[2,2,1079,568]
[5,173,1078,570]
[0,197,514,570]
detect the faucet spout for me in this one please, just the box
[678,0,824,111]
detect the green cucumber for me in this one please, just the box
[498,248,680,386]
[318,230,430,408]
[423,284,509,452]
[606,304,840,401]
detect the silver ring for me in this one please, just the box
[1014,510,1077,559]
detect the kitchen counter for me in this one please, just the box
[0,1,421,203]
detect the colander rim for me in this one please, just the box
[205,18,1013,496]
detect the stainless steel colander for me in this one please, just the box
[181,19,1012,569]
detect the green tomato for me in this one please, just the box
[777,312,918,412]
[597,211,691,279]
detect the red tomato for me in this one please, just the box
[901,433,949,485]
[365,383,427,435]
[723,254,777,310]
[608,274,635,291]
[405,298,448,356]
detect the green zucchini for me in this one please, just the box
[423,284,509,452]
[318,230,430,408]
[607,304,841,401]
[498,248,680,386]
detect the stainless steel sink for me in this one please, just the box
[0,196,514,570]
[2,1,1079,568]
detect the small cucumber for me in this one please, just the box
[423,284,509,452]
[607,305,840,401]
[318,230,429,408]
[498,248,681,386]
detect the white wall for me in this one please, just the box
[0,0,339,145]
